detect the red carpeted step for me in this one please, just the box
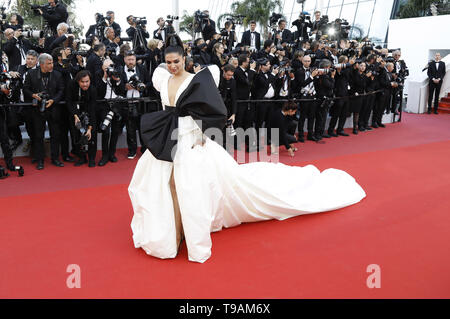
[440,97,450,103]
[438,101,450,113]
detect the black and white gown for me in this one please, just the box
[128,64,366,263]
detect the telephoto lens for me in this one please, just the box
[101,111,115,131]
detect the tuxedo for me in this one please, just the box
[427,60,446,112]
[233,67,256,141]
[292,67,318,138]
[328,68,351,134]
[86,53,104,85]
[240,30,261,50]
[4,37,43,70]
[273,29,292,45]
[153,27,169,42]
[22,69,65,162]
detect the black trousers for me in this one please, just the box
[234,101,256,147]
[314,99,329,137]
[30,107,62,161]
[6,106,22,144]
[328,98,349,133]
[255,99,274,145]
[372,93,385,125]
[297,98,317,136]
[73,127,97,161]
[93,105,113,158]
[60,106,77,158]
[360,93,375,128]
[110,103,144,156]
[428,81,442,111]
[0,108,13,163]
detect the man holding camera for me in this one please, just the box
[95,59,125,166]
[153,17,168,43]
[103,27,121,56]
[200,10,216,42]
[86,43,106,85]
[23,53,65,170]
[35,0,68,35]
[119,51,151,159]
[273,19,292,46]
[4,28,44,71]
[314,60,335,140]
[219,64,237,148]
[126,15,150,54]
[427,52,446,114]
[66,70,97,167]
[292,55,319,142]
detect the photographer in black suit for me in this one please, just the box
[0,90,17,173]
[273,19,292,46]
[218,64,237,148]
[291,55,319,142]
[240,21,261,51]
[314,60,335,140]
[427,52,446,114]
[86,43,106,85]
[66,70,97,167]
[4,28,44,71]
[200,10,216,41]
[119,50,151,159]
[35,0,68,35]
[270,101,299,157]
[23,53,65,170]
[153,17,169,43]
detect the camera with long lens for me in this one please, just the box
[31,3,54,15]
[0,72,21,93]
[134,17,148,27]
[70,50,89,57]
[194,10,210,33]
[269,13,282,26]
[32,92,50,113]
[128,74,146,92]
[96,13,112,27]
[19,26,44,39]
[75,112,90,151]
[101,103,121,131]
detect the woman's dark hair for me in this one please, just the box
[164,34,184,57]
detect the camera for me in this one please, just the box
[18,26,44,39]
[101,103,122,131]
[31,3,54,15]
[194,10,210,33]
[128,74,146,92]
[70,50,89,57]
[32,92,51,113]
[269,13,283,26]
[0,72,21,92]
[75,112,90,150]
[106,64,121,78]
[134,16,148,27]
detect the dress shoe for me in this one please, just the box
[365,126,373,131]
[328,131,338,137]
[377,123,386,128]
[427,109,432,114]
[434,111,439,114]
[63,155,76,163]
[298,136,305,143]
[353,129,358,135]
[359,127,366,132]
[307,135,319,142]
[322,133,331,138]
[88,160,96,168]
[371,123,379,129]
[51,159,64,167]
[127,152,137,159]
[109,156,118,163]
[337,130,349,137]
[98,157,109,167]
[36,160,44,170]
[74,158,87,167]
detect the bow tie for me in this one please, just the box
[251,31,256,34]
[304,68,310,72]
[128,68,135,73]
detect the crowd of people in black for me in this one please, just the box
[0,4,410,178]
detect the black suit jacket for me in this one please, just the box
[233,67,255,100]
[292,67,315,96]
[253,72,277,99]
[86,54,104,86]
[4,37,43,70]
[65,79,97,128]
[153,27,169,42]
[241,30,261,50]
[274,29,292,45]
[23,68,65,107]
[428,61,446,83]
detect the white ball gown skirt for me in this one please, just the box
[128,116,366,263]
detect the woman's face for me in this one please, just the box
[166,53,184,75]
[217,44,224,55]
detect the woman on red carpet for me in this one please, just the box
[128,35,366,263]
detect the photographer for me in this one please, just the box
[103,27,121,56]
[253,58,280,150]
[349,61,368,135]
[273,19,292,46]
[292,13,312,43]
[192,38,211,66]
[0,89,17,174]
[328,55,353,137]
[95,59,125,165]
[218,64,237,148]
[126,15,150,54]
[153,17,168,43]
[199,10,216,41]
[359,54,377,131]
[240,21,261,52]
[1,13,24,31]
[311,11,322,35]
[4,28,44,71]
[106,11,121,38]
[35,0,68,35]
[372,57,388,128]
[119,50,151,159]
[313,59,335,140]
[220,20,237,53]
[427,52,446,114]
[257,40,277,66]
[44,22,74,53]
[23,53,65,170]
[233,54,256,150]
[86,43,106,85]
[270,101,299,157]
[291,55,319,142]
[391,50,408,115]
[66,70,97,167]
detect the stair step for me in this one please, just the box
[439,101,450,108]
[437,107,450,114]
[441,97,450,103]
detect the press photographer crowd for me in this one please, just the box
[1,1,426,179]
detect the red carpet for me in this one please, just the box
[1,113,450,298]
